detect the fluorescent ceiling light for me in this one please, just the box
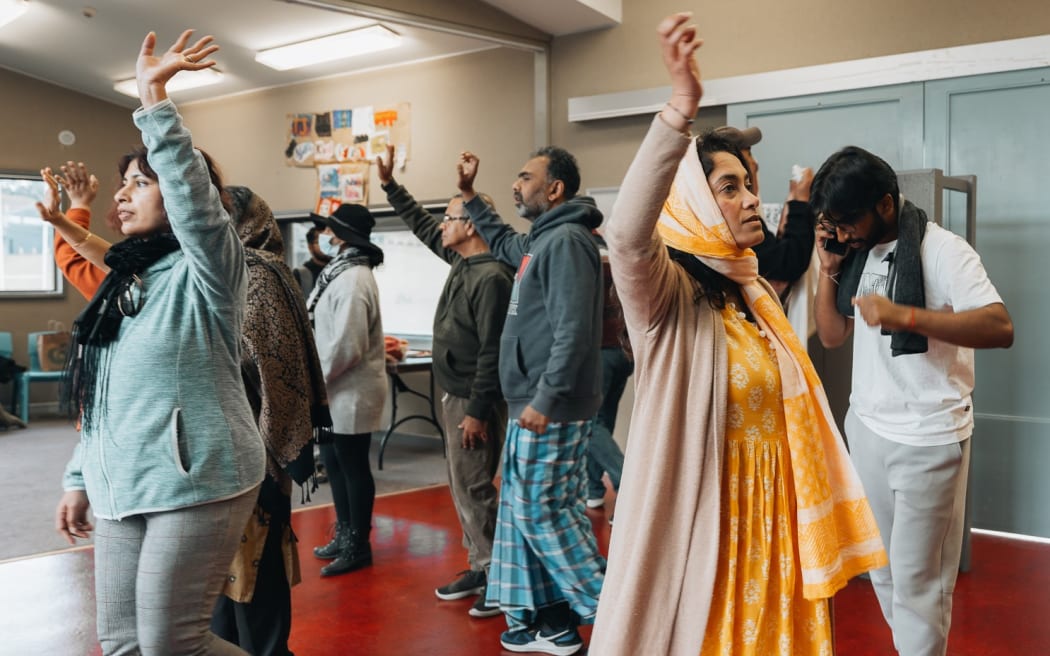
[113,68,224,98]
[255,24,401,71]
[0,0,28,30]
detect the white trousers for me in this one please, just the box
[846,409,969,656]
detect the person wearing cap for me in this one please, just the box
[713,126,816,296]
[375,145,514,619]
[457,146,605,655]
[306,202,389,577]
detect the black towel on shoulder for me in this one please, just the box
[837,199,928,357]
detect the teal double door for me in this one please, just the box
[729,68,1050,538]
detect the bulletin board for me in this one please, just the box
[284,102,412,213]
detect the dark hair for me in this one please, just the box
[306,225,322,244]
[666,130,755,309]
[696,130,751,181]
[108,145,232,229]
[532,146,581,199]
[810,146,899,224]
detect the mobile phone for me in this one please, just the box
[822,238,849,255]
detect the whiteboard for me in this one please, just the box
[369,230,449,337]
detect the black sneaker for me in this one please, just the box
[435,569,486,600]
[499,626,583,655]
[468,592,501,618]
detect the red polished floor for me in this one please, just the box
[1,484,1047,655]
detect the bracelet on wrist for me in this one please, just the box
[820,269,840,284]
[664,102,695,125]
[72,231,93,248]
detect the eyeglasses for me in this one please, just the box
[817,208,870,236]
[117,275,145,317]
[442,215,469,224]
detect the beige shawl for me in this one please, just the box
[591,116,886,656]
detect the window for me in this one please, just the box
[0,172,62,297]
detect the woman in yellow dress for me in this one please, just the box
[589,13,888,655]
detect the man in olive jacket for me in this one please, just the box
[377,147,514,619]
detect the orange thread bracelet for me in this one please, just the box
[907,306,917,330]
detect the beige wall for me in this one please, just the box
[551,0,1050,190]
[0,68,139,405]
[179,46,537,216]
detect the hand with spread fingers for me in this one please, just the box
[61,161,100,211]
[136,29,220,108]
[35,166,66,225]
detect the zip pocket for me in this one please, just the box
[170,408,191,477]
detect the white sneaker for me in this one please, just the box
[586,498,605,509]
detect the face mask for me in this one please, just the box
[317,233,341,257]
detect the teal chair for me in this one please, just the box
[0,331,14,410]
[15,331,65,423]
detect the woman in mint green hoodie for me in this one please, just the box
[46,31,264,655]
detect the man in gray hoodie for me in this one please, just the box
[457,147,604,656]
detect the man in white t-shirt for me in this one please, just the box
[809,146,1014,656]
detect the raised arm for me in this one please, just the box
[132,30,245,305]
[36,163,111,298]
[377,145,456,263]
[752,169,816,281]
[458,152,528,265]
[605,13,701,332]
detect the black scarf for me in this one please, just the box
[305,245,383,322]
[836,199,928,356]
[61,235,182,425]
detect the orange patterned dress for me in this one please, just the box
[700,303,832,655]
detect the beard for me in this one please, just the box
[855,211,892,249]
[514,194,549,220]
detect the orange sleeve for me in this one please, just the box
[56,208,107,299]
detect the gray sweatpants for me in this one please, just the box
[93,486,260,656]
[441,392,505,572]
[846,409,969,656]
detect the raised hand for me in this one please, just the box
[457,151,479,194]
[136,29,220,108]
[60,161,99,210]
[658,13,703,122]
[376,144,395,185]
[35,167,65,225]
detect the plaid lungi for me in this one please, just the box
[486,419,606,630]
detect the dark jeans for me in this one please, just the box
[211,477,294,655]
[586,347,633,499]
[320,433,376,537]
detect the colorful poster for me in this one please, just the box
[316,161,370,211]
[287,103,410,169]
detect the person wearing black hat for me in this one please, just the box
[306,202,388,577]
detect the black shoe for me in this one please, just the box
[320,529,372,577]
[313,522,348,560]
[499,626,583,655]
[468,590,502,618]
[435,569,486,600]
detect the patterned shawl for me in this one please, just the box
[656,149,887,598]
[229,186,330,483]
